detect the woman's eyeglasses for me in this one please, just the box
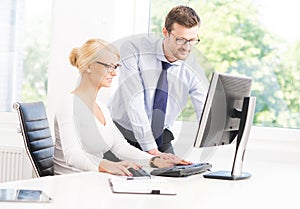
[96,61,121,73]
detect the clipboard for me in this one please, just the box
[0,189,52,203]
[108,177,176,195]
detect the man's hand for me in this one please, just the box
[152,157,192,168]
[147,149,192,165]
[147,148,161,156]
[158,152,182,164]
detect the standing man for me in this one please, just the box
[110,5,209,158]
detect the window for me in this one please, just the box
[150,0,300,129]
[22,0,52,103]
[0,0,24,111]
[2,0,299,129]
[0,0,52,112]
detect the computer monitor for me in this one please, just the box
[194,72,256,180]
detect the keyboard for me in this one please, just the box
[150,163,212,177]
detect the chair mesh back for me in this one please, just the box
[13,101,54,177]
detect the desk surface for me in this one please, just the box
[1,143,300,209]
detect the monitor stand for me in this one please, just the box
[203,170,251,180]
[203,97,256,180]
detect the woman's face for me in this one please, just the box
[88,53,119,89]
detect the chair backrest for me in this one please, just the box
[13,101,54,177]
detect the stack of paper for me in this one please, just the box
[108,177,176,195]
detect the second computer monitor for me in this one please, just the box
[193,72,256,180]
[194,72,252,148]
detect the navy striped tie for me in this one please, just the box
[151,61,171,147]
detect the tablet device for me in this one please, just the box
[0,189,52,203]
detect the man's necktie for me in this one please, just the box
[151,61,172,147]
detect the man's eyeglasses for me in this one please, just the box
[96,61,121,73]
[169,32,200,45]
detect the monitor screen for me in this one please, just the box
[193,72,256,180]
[194,72,252,148]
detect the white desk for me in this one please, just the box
[1,141,300,209]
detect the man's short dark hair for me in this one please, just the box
[164,5,201,32]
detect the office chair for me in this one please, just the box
[13,101,54,177]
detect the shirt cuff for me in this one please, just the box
[139,140,158,152]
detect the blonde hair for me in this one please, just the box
[69,38,120,73]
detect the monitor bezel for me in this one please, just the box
[193,72,252,148]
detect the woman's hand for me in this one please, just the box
[98,159,142,176]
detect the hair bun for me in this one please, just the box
[69,48,79,67]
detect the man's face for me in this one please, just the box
[163,23,199,62]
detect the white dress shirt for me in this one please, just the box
[54,94,152,175]
[109,36,209,151]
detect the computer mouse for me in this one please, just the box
[127,167,151,177]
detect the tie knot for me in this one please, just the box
[161,61,172,70]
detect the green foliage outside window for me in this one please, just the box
[21,1,51,103]
[151,0,300,128]
[21,0,300,128]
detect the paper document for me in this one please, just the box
[108,177,176,195]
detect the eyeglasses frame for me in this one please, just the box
[168,31,200,46]
[96,61,121,73]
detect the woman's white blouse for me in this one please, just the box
[54,94,152,175]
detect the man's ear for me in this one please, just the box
[162,27,169,37]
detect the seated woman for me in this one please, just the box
[54,38,186,176]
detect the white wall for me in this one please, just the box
[0,112,23,148]
[0,112,33,181]
[47,0,151,124]
[172,120,300,157]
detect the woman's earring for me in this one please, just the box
[86,68,92,73]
